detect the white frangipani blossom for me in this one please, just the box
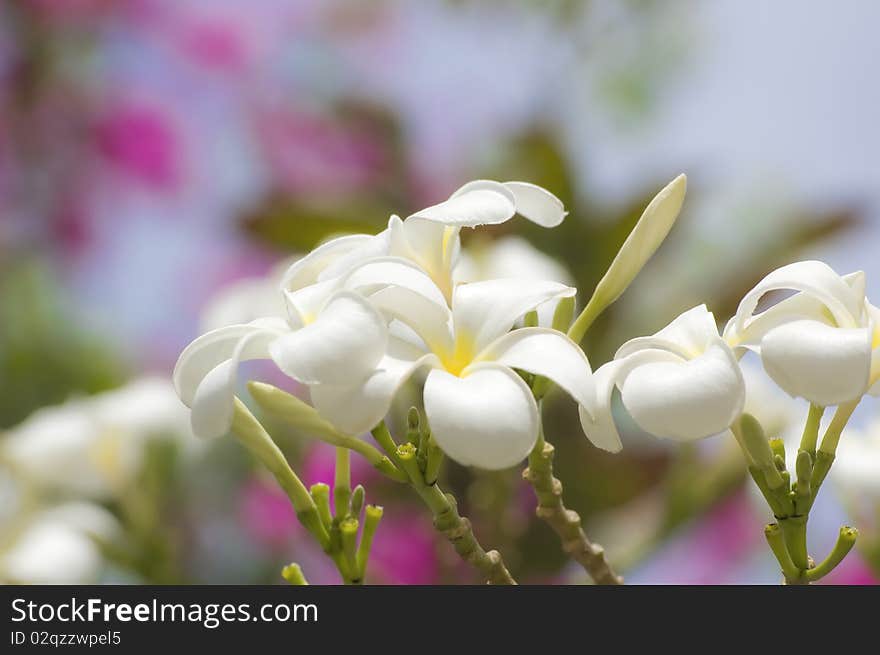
[309,265,592,470]
[174,180,567,441]
[579,305,746,453]
[0,502,120,584]
[724,260,880,407]
[2,378,191,499]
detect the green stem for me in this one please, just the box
[567,294,605,346]
[805,526,858,583]
[523,407,623,585]
[340,517,360,583]
[764,523,802,583]
[765,523,801,582]
[371,425,517,585]
[231,399,328,548]
[800,404,825,457]
[310,483,333,530]
[810,401,860,506]
[247,382,407,482]
[334,447,351,518]
[780,515,810,572]
[356,505,383,579]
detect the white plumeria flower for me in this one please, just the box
[2,378,192,499]
[309,263,593,470]
[0,502,119,584]
[455,235,574,326]
[176,180,567,441]
[579,305,746,452]
[724,260,880,407]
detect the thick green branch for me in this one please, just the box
[523,425,623,585]
[372,427,516,585]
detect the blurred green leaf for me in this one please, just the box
[0,257,127,429]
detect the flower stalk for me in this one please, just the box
[371,423,517,585]
[736,408,861,584]
[523,411,623,585]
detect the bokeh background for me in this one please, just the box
[2,0,878,584]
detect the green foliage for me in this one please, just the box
[0,258,127,429]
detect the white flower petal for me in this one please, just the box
[310,339,439,435]
[343,256,448,308]
[414,181,517,227]
[389,215,459,293]
[424,363,538,470]
[280,234,377,290]
[270,291,388,385]
[731,261,863,339]
[173,318,287,406]
[617,304,719,360]
[760,319,872,406]
[368,286,454,356]
[578,361,626,453]
[502,181,567,227]
[452,279,576,353]
[190,326,280,438]
[474,327,594,408]
[619,342,746,441]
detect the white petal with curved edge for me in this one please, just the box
[424,363,538,470]
[367,285,454,356]
[269,292,388,385]
[189,327,280,438]
[173,318,288,406]
[724,287,832,350]
[280,234,376,291]
[343,256,448,308]
[412,182,516,227]
[318,229,392,282]
[578,360,623,453]
[760,319,871,406]
[452,279,576,354]
[619,342,745,441]
[502,181,567,227]
[388,215,459,291]
[578,348,683,452]
[283,278,339,328]
[473,328,594,408]
[310,339,439,435]
[617,304,719,360]
[732,261,862,337]
[591,174,686,309]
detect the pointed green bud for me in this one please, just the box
[407,407,421,446]
[737,413,774,468]
[769,438,786,462]
[350,484,365,517]
[281,563,309,585]
[569,174,687,344]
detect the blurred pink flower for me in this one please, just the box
[93,102,180,191]
[300,442,378,489]
[369,513,439,585]
[256,109,385,195]
[821,552,880,585]
[238,476,300,549]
